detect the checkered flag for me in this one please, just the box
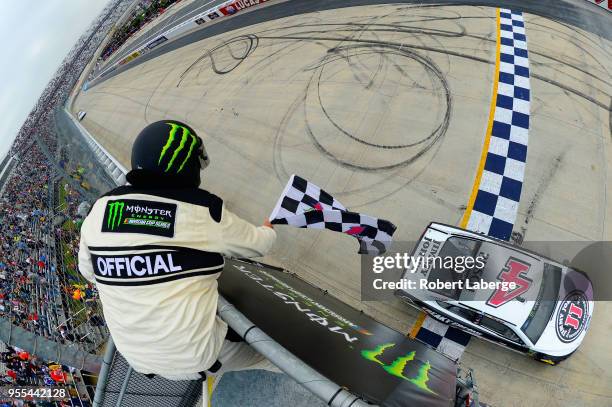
[269,175,396,254]
[269,174,346,219]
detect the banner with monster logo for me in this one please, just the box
[219,259,457,406]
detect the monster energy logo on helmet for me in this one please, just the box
[158,123,199,173]
[128,120,208,188]
[107,201,124,231]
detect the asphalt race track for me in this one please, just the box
[73,0,611,405]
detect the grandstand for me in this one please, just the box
[0,118,105,405]
[0,0,135,405]
[100,0,184,61]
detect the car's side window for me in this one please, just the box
[437,302,525,345]
[437,302,479,322]
[480,315,523,344]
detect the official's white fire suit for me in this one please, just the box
[78,185,276,379]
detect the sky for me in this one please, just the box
[0,0,113,161]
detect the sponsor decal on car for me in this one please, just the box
[556,291,589,343]
[415,236,442,276]
[423,309,483,337]
[487,257,532,307]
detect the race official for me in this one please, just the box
[78,120,278,380]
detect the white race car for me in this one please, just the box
[396,223,594,365]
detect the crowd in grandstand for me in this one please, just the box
[0,106,108,346]
[0,103,101,407]
[1,345,67,387]
[100,0,183,60]
[0,146,55,338]
[0,344,92,406]
[0,0,136,404]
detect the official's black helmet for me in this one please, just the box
[126,120,209,188]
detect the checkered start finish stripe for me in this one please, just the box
[467,8,530,241]
[415,315,472,362]
[415,9,531,359]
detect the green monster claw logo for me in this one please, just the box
[158,123,198,173]
[107,201,125,230]
[361,343,436,394]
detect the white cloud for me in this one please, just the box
[27,38,47,59]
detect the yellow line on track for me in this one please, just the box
[409,311,427,338]
[459,7,502,229]
[207,376,216,406]
[408,8,502,338]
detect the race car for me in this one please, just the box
[395,222,594,365]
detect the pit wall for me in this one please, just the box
[94,0,272,81]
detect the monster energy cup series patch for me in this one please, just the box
[102,199,177,237]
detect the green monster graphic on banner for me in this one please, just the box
[106,201,124,231]
[361,343,436,394]
[219,260,459,405]
[158,123,198,173]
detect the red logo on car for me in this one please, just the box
[487,258,532,308]
[556,292,588,343]
[564,303,583,329]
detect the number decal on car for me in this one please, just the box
[487,258,532,307]
[556,291,589,343]
[563,303,583,329]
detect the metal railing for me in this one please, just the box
[62,109,127,186]
[0,318,103,372]
[93,338,203,407]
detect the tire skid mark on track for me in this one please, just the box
[511,152,564,244]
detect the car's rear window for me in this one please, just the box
[427,236,481,299]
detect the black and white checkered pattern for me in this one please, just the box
[415,317,471,362]
[467,9,530,241]
[270,175,396,254]
[269,174,346,220]
[415,8,531,360]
